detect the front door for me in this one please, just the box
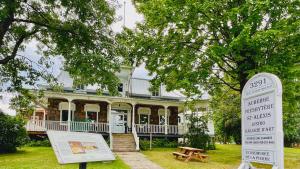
[111,110,128,133]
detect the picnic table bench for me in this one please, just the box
[172,147,208,162]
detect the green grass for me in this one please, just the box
[142,144,300,169]
[0,147,130,169]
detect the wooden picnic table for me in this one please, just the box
[172,146,208,162]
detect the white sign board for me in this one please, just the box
[238,73,283,169]
[47,131,115,164]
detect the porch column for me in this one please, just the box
[164,105,168,135]
[183,107,186,134]
[43,109,46,128]
[132,103,136,129]
[67,99,73,132]
[33,110,36,123]
[108,102,112,149]
[96,112,99,123]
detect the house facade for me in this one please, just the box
[26,66,213,151]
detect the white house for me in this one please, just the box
[26,66,214,151]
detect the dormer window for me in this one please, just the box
[76,84,85,90]
[152,89,160,97]
[118,83,123,92]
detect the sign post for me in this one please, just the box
[47,131,115,168]
[79,162,87,169]
[238,73,283,169]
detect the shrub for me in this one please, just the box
[26,139,51,147]
[139,138,178,150]
[184,115,215,150]
[139,139,150,150]
[0,113,28,153]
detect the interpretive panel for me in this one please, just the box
[47,131,115,164]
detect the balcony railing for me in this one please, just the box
[26,120,109,133]
[135,124,179,135]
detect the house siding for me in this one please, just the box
[48,98,66,121]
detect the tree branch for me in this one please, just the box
[212,72,240,91]
[13,18,78,35]
[0,29,39,64]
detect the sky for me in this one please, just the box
[0,0,146,115]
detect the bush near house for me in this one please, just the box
[140,138,178,150]
[26,139,51,147]
[0,112,28,153]
[185,115,215,150]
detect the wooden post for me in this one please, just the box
[79,162,87,169]
[150,132,152,150]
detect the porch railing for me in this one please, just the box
[26,120,109,133]
[26,120,179,135]
[135,124,178,135]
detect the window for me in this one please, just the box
[59,102,76,122]
[61,110,68,121]
[124,114,127,122]
[76,84,85,90]
[61,110,73,121]
[138,107,151,124]
[87,111,97,121]
[151,90,159,96]
[159,115,166,125]
[178,116,181,124]
[158,108,170,125]
[84,104,100,122]
[140,114,149,124]
[118,83,123,92]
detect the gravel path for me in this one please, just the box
[116,152,164,169]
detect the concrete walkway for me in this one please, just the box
[116,152,164,169]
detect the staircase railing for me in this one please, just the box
[132,125,140,151]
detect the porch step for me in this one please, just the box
[112,133,137,152]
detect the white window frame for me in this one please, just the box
[75,84,86,91]
[59,102,76,124]
[151,90,160,97]
[138,107,151,124]
[158,108,170,125]
[84,104,100,123]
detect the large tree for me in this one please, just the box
[118,0,300,144]
[120,0,299,95]
[0,0,121,94]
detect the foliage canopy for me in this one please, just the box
[0,0,121,95]
[119,0,299,95]
[118,0,300,145]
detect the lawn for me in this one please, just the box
[142,144,300,169]
[0,147,130,169]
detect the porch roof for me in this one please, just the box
[41,91,185,108]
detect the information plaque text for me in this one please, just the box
[47,131,115,164]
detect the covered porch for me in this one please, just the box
[26,91,186,136]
